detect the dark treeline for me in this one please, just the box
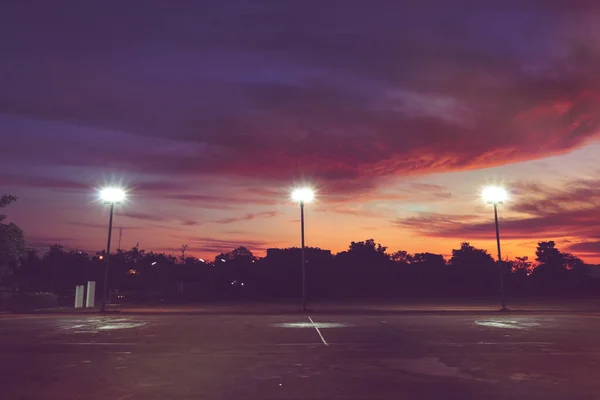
[6,239,599,303]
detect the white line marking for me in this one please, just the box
[307,316,329,346]
[274,343,323,346]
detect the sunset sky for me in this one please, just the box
[2,1,600,263]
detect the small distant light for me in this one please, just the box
[221,259,226,262]
[128,269,137,275]
[199,258,205,263]
[241,282,245,286]
[99,255,104,260]
[151,261,157,266]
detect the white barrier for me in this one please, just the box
[74,285,84,308]
[86,281,96,308]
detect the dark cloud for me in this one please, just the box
[212,212,277,225]
[0,174,90,191]
[316,205,392,219]
[0,173,203,197]
[407,183,449,192]
[163,193,277,209]
[67,221,142,230]
[400,208,600,241]
[404,183,453,200]
[116,210,199,228]
[0,171,283,213]
[510,178,600,215]
[158,236,273,255]
[397,178,600,258]
[224,230,250,235]
[181,220,200,227]
[2,1,600,194]
[118,211,166,222]
[567,241,600,255]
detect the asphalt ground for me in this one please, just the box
[1,310,600,399]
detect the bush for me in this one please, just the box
[9,292,58,313]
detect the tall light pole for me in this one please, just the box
[483,186,508,311]
[99,187,126,312]
[291,187,315,312]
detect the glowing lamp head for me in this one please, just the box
[291,187,315,204]
[482,186,507,205]
[100,187,126,204]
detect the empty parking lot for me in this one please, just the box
[1,309,600,399]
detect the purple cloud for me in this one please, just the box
[157,237,273,255]
[397,178,600,257]
[1,1,600,195]
[212,211,277,225]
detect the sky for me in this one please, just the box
[2,1,600,262]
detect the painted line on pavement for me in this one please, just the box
[308,316,329,346]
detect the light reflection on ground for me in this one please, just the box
[55,318,146,333]
[96,322,146,330]
[475,319,541,329]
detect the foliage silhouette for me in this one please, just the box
[5,235,600,301]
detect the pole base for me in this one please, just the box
[499,307,510,312]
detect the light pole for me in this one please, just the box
[483,186,508,311]
[291,187,315,312]
[99,187,126,312]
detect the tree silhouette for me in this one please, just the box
[0,194,18,222]
[412,253,446,267]
[449,242,496,294]
[337,239,390,269]
[535,241,562,265]
[391,250,413,264]
[179,244,188,263]
[450,242,495,269]
[0,194,26,282]
[348,239,387,255]
[511,256,532,274]
[230,246,255,262]
[402,252,447,294]
[533,241,568,280]
[530,241,590,293]
[8,235,600,300]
